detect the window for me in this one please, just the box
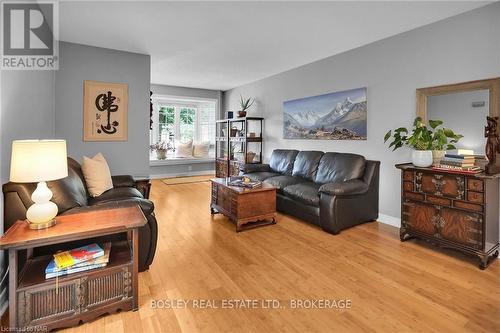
[150,96,217,160]
[158,106,175,142]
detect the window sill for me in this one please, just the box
[150,157,215,166]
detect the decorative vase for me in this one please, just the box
[432,150,446,165]
[156,149,167,160]
[412,150,433,167]
[237,110,247,117]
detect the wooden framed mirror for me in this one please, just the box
[416,77,500,156]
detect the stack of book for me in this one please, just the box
[434,154,481,173]
[45,242,111,279]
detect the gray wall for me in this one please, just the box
[0,70,56,314]
[0,43,150,313]
[428,90,489,155]
[149,84,221,177]
[55,42,151,176]
[223,2,500,221]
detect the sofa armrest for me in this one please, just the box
[112,175,135,188]
[239,163,271,174]
[319,179,369,196]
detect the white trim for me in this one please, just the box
[150,170,215,179]
[150,158,215,166]
[152,94,218,104]
[377,214,401,228]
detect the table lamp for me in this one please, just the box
[10,140,68,229]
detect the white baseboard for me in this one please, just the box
[150,170,215,179]
[377,214,401,228]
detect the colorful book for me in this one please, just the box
[46,263,107,279]
[46,243,111,274]
[53,243,104,269]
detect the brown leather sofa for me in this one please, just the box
[241,149,379,234]
[2,157,157,272]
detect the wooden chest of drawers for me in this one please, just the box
[396,163,499,269]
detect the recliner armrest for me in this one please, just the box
[319,179,369,196]
[239,163,271,174]
[112,175,135,188]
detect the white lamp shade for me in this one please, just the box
[10,140,68,183]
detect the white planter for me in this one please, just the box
[412,150,433,167]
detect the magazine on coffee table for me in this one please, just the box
[228,177,262,188]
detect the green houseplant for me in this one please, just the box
[384,117,463,167]
[238,95,255,117]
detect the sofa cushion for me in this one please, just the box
[264,175,304,193]
[315,153,366,184]
[89,187,143,205]
[81,153,113,197]
[245,171,280,182]
[269,149,299,175]
[283,182,322,207]
[48,167,88,214]
[292,151,324,181]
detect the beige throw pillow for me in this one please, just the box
[193,142,210,158]
[176,140,193,158]
[81,153,113,197]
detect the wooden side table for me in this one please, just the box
[0,204,146,331]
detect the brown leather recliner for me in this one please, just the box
[2,157,158,272]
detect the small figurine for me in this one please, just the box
[484,116,500,174]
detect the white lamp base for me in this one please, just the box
[26,181,58,229]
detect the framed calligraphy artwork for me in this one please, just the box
[83,80,128,141]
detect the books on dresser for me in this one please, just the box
[434,153,481,173]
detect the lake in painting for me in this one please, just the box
[283,87,367,140]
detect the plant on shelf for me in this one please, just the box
[238,95,255,117]
[149,140,173,160]
[384,117,463,167]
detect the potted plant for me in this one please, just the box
[238,95,255,117]
[384,117,463,167]
[150,140,172,160]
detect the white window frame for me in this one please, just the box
[150,94,218,163]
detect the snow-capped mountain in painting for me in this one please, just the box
[292,111,322,127]
[283,88,367,140]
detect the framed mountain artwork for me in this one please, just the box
[83,80,128,141]
[283,87,367,140]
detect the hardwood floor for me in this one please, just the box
[59,179,498,332]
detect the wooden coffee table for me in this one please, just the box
[210,178,277,232]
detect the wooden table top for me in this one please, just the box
[0,205,146,250]
[210,177,276,194]
[395,163,500,179]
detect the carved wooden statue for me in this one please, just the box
[484,116,500,174]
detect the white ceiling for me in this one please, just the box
[59,1,492,91]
